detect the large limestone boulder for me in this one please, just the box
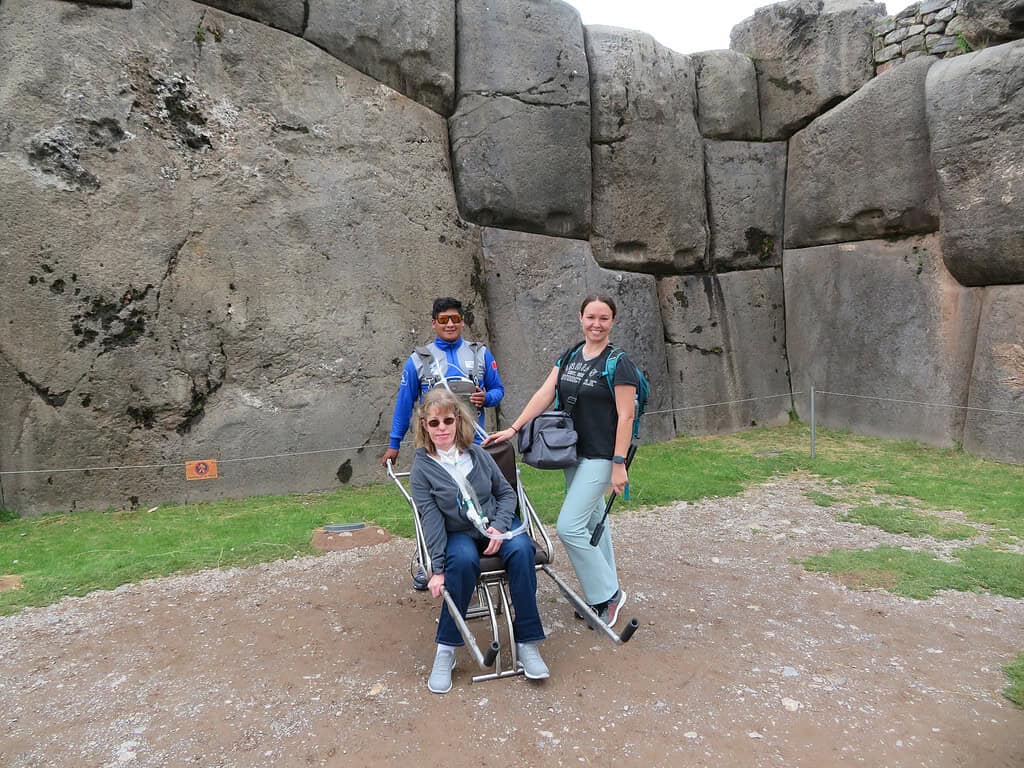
[705,141,787,271]
[784,235,981,447]
[657,269,791,435]
[963,286,1024,464]
[0,0,482,514]
[449,0,591,238]
[785,55,940,249]
[195,0,304,35]
[480,229,675,443]
[953,0,1024,48]
[587,26,707,274]
[304,0,455,115]
[926,40,1024,286]
[692,50,761,140]
[730,0,885,140]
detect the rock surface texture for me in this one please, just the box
[785,55,940,248]
[449,0,591,238]
[658,269,792,435]
[926,40,1024,286]
[587,26,707,274]
[692,50,761,140]
[480,228,675,443]
[784,236,981,447]
[0,0,482,514]
[963,285,1024,464]
[731,0,885,139]
[194,0,305,35]
[304,0,456,115]
[705,141,787,271]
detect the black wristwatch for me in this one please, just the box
[612,454,626,465]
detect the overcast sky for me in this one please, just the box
[565,1,890,55]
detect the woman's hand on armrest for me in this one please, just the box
[428,572,445,599]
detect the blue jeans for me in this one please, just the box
[436,528,545,647]
[558,458,619,605]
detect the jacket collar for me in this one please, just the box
[433,336,464,353]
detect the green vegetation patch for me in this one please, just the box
[802,545,1024,600]
[0,484,412,616]
[839,504,977,540]
[1005,653,1024,709]
[805,491,837,507]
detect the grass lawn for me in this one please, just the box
[1005,653,1024,708]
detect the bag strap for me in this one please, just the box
[554,341,585,413]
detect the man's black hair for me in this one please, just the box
[432,297,463,318]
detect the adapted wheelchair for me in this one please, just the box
[387,441,638,683]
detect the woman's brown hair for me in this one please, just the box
[579,293,617,318]
[414,388,476,453]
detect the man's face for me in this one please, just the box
[431,309,464,342]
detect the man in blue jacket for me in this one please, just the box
[380,297,505,467]
[381,298,505,590]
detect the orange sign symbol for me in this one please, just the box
[185,459,219,480]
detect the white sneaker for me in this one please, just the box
[427,647,456,694]
[516,642,550,680]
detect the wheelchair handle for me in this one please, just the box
[619,618,639,643]
[484,642,499,668]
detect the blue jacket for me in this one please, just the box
[387,337,504,449]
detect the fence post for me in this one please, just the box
[810,382,816,459]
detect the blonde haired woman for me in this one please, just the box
[409,388,548,693]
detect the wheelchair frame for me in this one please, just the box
[387,455,638,684]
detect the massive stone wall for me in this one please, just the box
[1,0,1022,514]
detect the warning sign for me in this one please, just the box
[185,460,219,480]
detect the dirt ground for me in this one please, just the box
[2,474,1022,768]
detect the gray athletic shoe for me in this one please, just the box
[516,642,550,680]
[598,589,627,629]
[427,647,456,694]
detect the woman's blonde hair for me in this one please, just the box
[414,388,476,453]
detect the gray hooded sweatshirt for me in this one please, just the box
[409,444,517,574]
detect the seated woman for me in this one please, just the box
[410,388,548,693]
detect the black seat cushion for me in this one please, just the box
[479,538,549,573]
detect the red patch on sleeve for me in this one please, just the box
[491,360,498,370]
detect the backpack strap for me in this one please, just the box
[554,341,584,411]
[465,341,486,387]
[603,344,624,395]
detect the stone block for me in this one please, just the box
[927,34,961,52]
[920,0,953,13]
[877,42,904,61]
[963,286,1024,464]
[903,33,928,52]
[480,229,675,443]
[884,25,911,43]
[926,41,1024,285]
[587,26,707,274]
[877,58,903,73]
[705,141,786,271]
[304,0,455,115]
[449,0,591,238]
[195,0,304,35]
[926,21,948,32]
[936,6,956,21]
[784,236,981,447]
[731,0,885,139]
[0,0,483,513]
[692,50,760,140]
[657,269,791,436]
[785,56,939,248]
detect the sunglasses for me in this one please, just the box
[435,314,463,325]
[424,415,457,428]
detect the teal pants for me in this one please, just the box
[557,458,619,605]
